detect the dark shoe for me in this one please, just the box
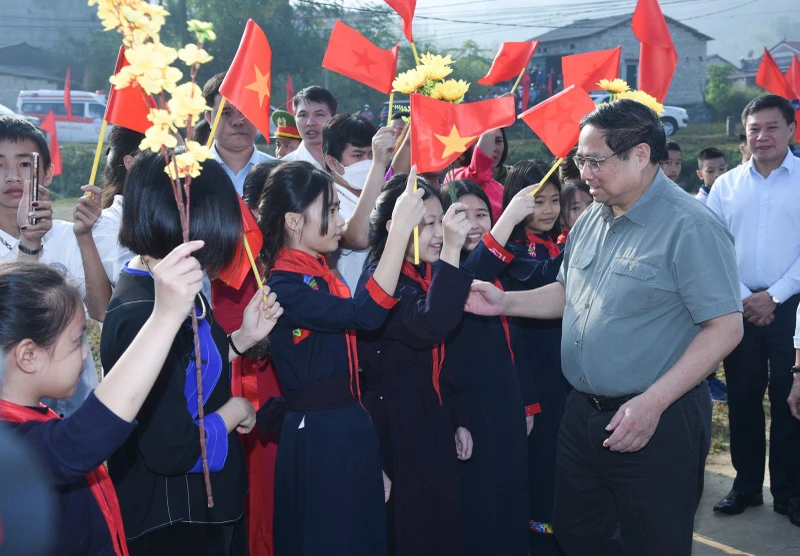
[713,490,763,515]
[776,498,800,527]
[707,377,728,402]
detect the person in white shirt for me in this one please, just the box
[706,95,800,525]
[202,72,274,195]
[282,86,337,169]
[694,147,728,205]
[321,113,396,294]
[0,116,110,416]
[91,125,142,287]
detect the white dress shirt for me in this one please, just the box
[707,148,800,302]
[330,184,369,296]
[695,185,710,204]
[210,144,274,195]
[91,194,134,287]
[0,221,98,416]
[281,141,323,169]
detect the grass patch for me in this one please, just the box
[51,197,80,222]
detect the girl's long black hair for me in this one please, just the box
[502,160,562,242]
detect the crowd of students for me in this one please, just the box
[0,71,798,556]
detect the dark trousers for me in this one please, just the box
[553,385,711,556]
[128,519,249,556]
[724,294,800,503]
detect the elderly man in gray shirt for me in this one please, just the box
[466,99,743,555]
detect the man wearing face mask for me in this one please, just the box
[323,113,396,294]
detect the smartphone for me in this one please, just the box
[28,152,39,225]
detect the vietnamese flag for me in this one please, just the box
[286,73,295,115]
[105,46,152,134]
[217,196,264,289]
[220,19,273,143]
[322,20,399,95]
[64,67,73,119]
[562,47,621,92]
[632,0,678,103]
[756,48,793,99]
[518,85,596,159]
[39,110,62,176]
[410,94,516,173]
[785,54,800,99]
[478,41,539,85]
[385,0,416,43]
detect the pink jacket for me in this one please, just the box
[444,147,504,222]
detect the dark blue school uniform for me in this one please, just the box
[267,265,398,556]
[444,234,537,556]
[356,260,473,556]
[3,393,135,556]
[504,234,569,556]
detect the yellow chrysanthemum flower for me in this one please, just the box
[139,124,178,153]
[598,78,629,94]
[393,68,427,94]
[420,53,454,68]
[418,53,454,81]
[430,79,469,103]
[615,89,664,115]
[178,44,213,67]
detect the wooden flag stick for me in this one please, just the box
[529,157,564,196]
[387,92,395,125]
[242,233,269,302]
[87,119,108,195]
[511,68,527,95]
[410,42,421,65]
[413,175,420,264]
[206,97,227,148]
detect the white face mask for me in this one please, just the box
[333,159,372,191]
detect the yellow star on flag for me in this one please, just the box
[245,64,271,108]
[434,125,476,159]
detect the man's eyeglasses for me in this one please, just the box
[573,152,620,173]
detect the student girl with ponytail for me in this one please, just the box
[357,174,474,556]
[258,161,425,556]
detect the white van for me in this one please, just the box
[17,90,111,143]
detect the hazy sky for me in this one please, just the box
[343,0,799,63]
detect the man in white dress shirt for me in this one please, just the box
[707,95,800,526]
[282,86,337,169]
[203,72,274,195]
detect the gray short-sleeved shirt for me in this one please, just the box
[557,169,742,397]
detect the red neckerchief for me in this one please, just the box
[401,261,445,405]
[0,400,130,556]
[526,231,561,259]
[271,249,361,401]
[490,279,515,364]
[557,230,568,246]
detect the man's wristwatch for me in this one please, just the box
[791,366,800,377]
[769,293,780,305]
[17,242,43,256]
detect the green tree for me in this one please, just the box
[705,64,762,122]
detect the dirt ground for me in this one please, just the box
[692,453,800,555]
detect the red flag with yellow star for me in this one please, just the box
[385,0,416,43]
[562,47,622,92]
[217,196,264,289]
[518,85,596,159]
[478,42,539,86]
[220,19,273,142]
[410,93,516,173]
[322,20,399,95]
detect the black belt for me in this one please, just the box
[256,374,355,434]
[582,391,639,412]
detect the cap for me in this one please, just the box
[271,110,301,140]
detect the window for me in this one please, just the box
[87,103,106,118]
[626,64,638,86]
[21,102,67,116]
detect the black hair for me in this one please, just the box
[202,72,226,109]
[193,118,211,147]
[101,125,145,209]
[367,174,439,263]
[456,128,509,169]
[258,161,336,271]
[559,180,591,231]
[559,146,582,183]
[118,150,242,277]
[0,262,83,352]
[0,116,52,169]
[666,140,682,154]
[741,94,796,127]
[440,179,494,226]
[503,160,562,241]
[292,86,338,117]
[322,113,377,171]
[580,99,668,164]
[391,111,410,121]
[242,160,283,211]
[738,132,747,145]
[697,147,726,166]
